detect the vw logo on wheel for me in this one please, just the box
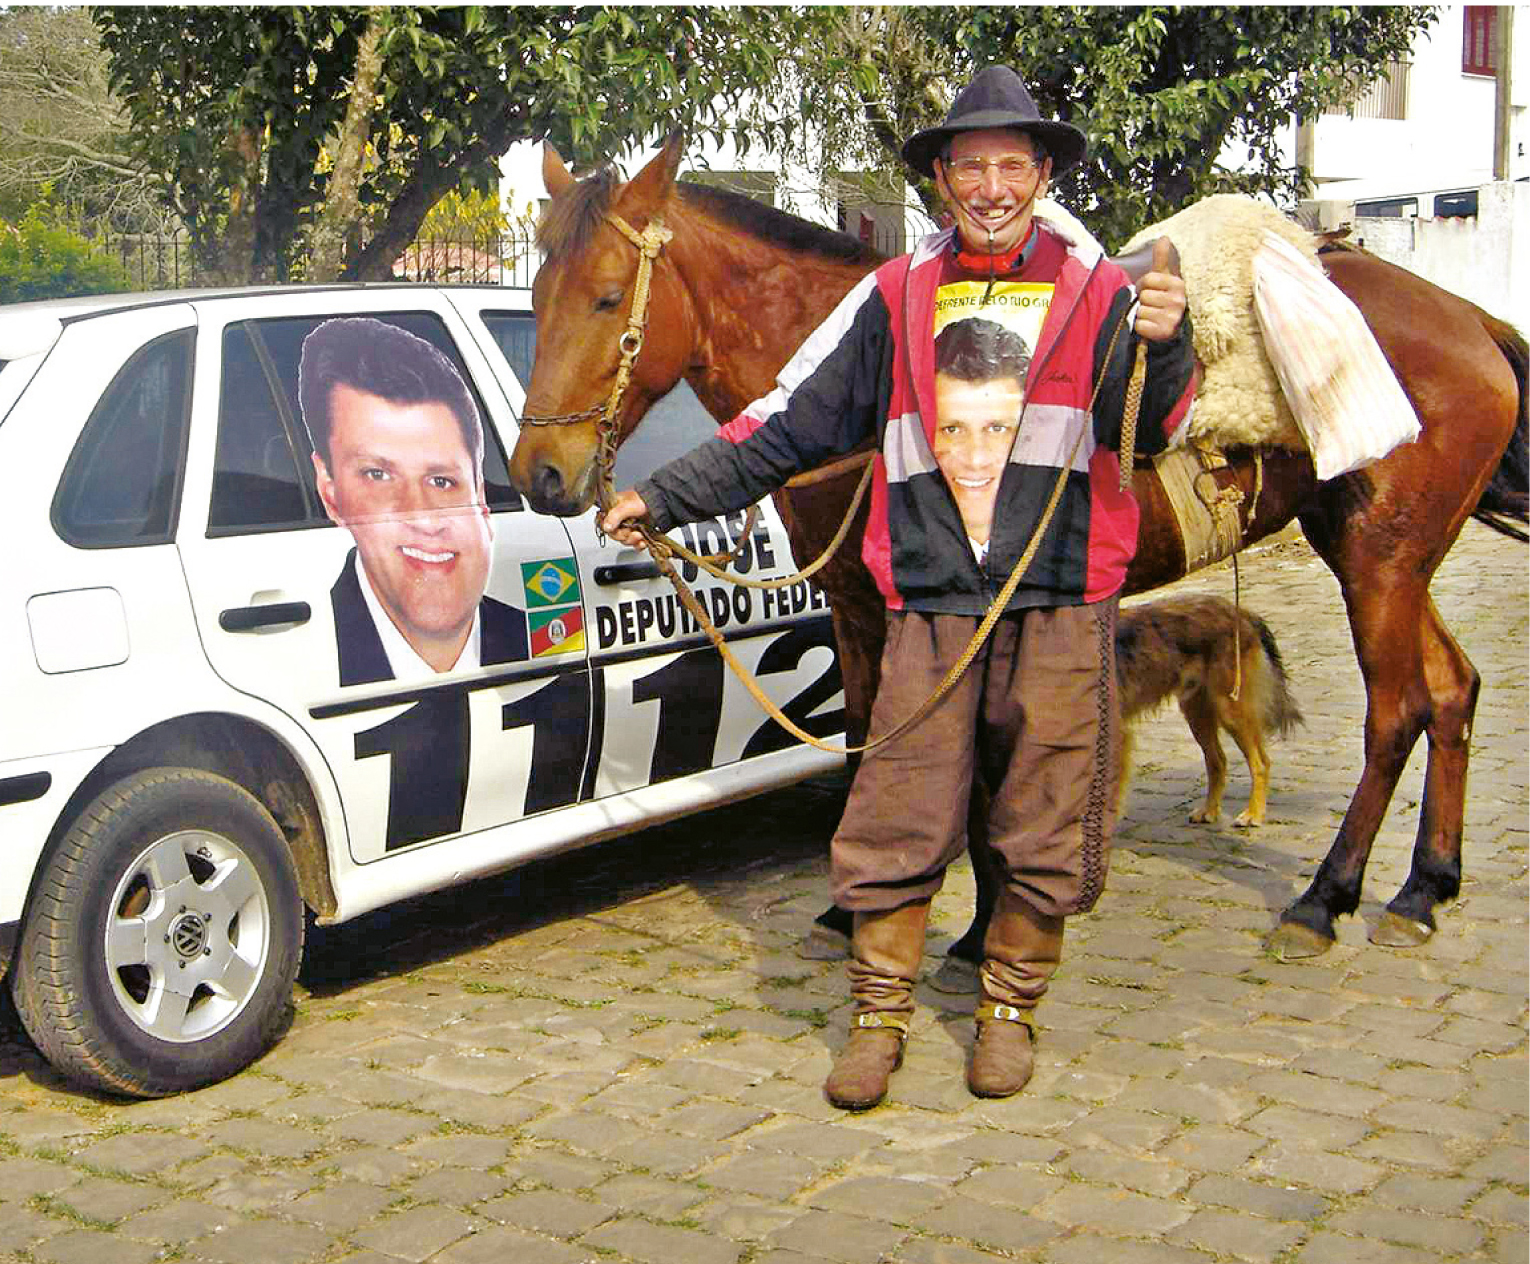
[169,911,209,960]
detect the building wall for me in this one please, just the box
[1348,181,1530,331]
[1309,5,1527,201]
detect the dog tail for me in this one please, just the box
[1251,614,1304,738]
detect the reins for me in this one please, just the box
[531,208,1148,754]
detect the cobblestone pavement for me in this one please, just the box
[2,520,1525,1264]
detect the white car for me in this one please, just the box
[0,285,844,1098]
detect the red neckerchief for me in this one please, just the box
[953,220,1039,278]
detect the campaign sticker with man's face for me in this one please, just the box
[299,316,530,685]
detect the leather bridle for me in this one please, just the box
[519,212,673,520]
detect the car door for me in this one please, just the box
[175,292,591,865]
[457,296,847,801]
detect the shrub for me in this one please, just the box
[0,195,131,303]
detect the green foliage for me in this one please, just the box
[90,5,820,282]
[0,193,131,303]
[419,189,514,240]
[769,5,1438,249]
[80,4,1440,278]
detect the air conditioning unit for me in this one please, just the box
[1297,199,1356,232]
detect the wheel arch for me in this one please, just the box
[30,713,338,924]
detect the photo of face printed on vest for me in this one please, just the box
[931,278,1051,549]
[297,317,532,686]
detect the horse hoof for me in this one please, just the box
[798,923,850,961]
[1266,921,1334,960]
[927,955,981,995]
[1370,911,1433,948]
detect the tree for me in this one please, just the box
[0,7,167,231]
[91,5,821,284]
[0,192,131,303]
[768,5,1438,249]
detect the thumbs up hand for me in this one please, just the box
[1133,236,1187,343]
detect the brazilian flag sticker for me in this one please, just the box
[522,557,580,608]
[530,605,585,657]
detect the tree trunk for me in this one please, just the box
[309,7,388,282]
[346,117,518,282]
[213,123,263,285]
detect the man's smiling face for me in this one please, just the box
[314,383,491,668]
[934,128,1051,258]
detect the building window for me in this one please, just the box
[1435,190,1479,218]
[1463,6,1497,77]
[1333,59,1410,120]
[1355,196,1419,218]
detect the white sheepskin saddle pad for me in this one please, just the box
[1123,194,1313,451]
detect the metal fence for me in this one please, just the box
[99,229,546,292]
[390,232,542,287]
[105,231,202,290]
[99,215,912,294]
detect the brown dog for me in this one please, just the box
[1117,594,1304,827]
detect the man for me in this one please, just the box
[603,66,1195,1108]
[298,317,528,686]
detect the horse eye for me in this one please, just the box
[595,289,624,313]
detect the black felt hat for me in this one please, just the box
[902,65,1088,179]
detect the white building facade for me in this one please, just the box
[1299,4,1528,330]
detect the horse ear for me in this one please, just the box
[543,143,576,197]
[619,130,686,217]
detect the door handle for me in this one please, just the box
[594,562,661,585]
[219,601,312,632]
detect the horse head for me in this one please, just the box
[511,132,700,516]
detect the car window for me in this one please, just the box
[480,310,536,388]
[613,380,720,486]
[53,328,193,548]
[209,323,320,532]
[209,311,522,537]
[477,307,717,484]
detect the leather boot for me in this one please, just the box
[824,900,930,1110]
[967,891,1064,1098]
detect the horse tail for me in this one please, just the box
[1473,312,1529,543]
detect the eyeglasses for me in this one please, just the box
[944,155,1045,189]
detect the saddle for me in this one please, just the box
[1113,196,1419,571]
[1101,199,1303,573]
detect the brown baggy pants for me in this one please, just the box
[830,600,1121,920]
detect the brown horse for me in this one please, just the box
[511,134,1528,959]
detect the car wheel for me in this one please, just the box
[11,768,304,1098]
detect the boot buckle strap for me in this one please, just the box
[977,1002,1036,1029]
[852,1012,909,1034]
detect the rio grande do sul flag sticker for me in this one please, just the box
[529,605,585,657]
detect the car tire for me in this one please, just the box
[11,768,304,1098]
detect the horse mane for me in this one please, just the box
[536,163,621,262]
[535,160,886,268]
[676,180,886,267]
